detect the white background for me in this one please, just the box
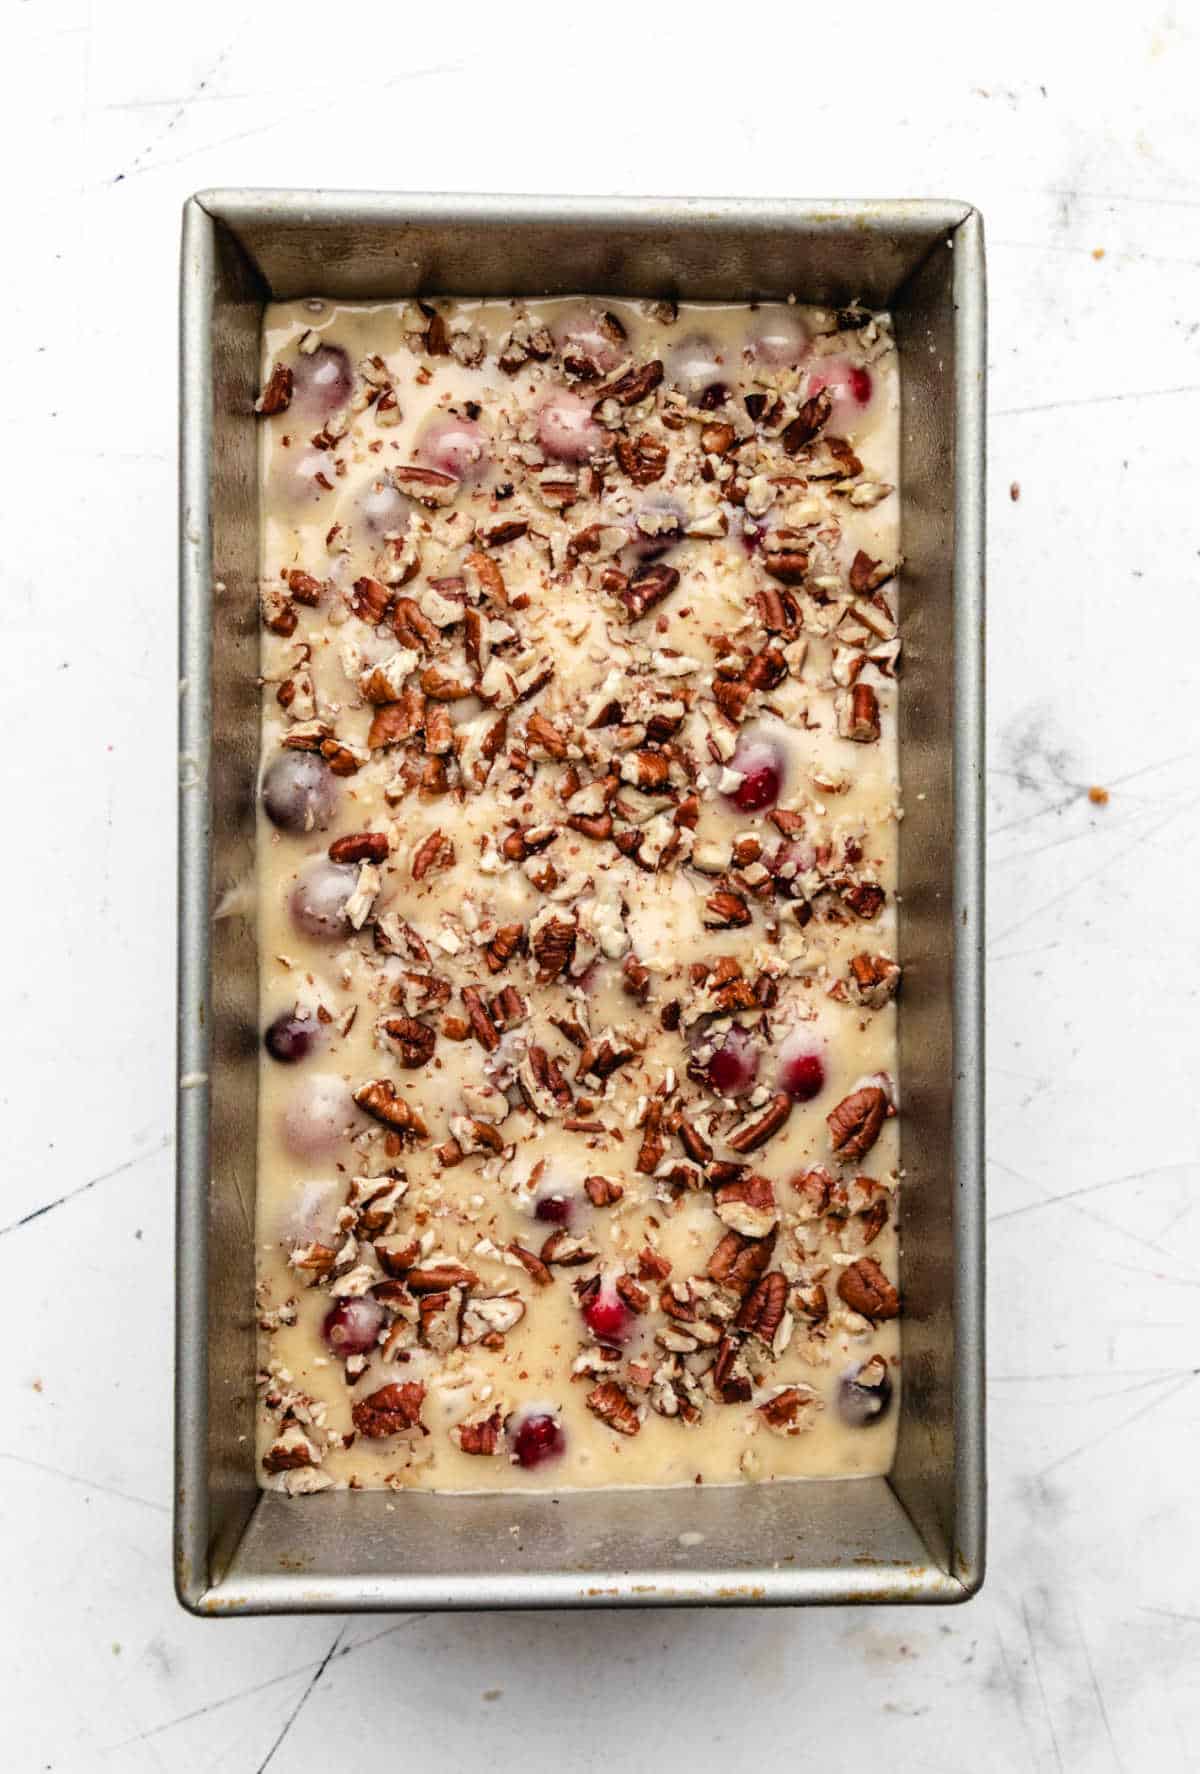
[6,2,1200,1768]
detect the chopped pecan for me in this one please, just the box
[847,951,901,1008]
[406,1264,479,1294]
[735,1269,788,1341]
[676,1117,713,1164]
[837,1256,900,1320]
[636,1099,665,1174]
[540,1228,598,1266]
[508,1242,552,1286]
[329,831,389,865]
[706,1228,776,1291]
[584,1174,624,1207]
[568,811,614,841]
[592,360,663,410]
[619,749,671,792]
[350,576,393,625]
[712,677,752,724]
[701,420,736,455]
[392,596,440,651]
[838,683,881,743]
[619,561,679,621]
[368,688,425,749]
[529,913,576,983]
[353,1080,428,1139]
[840,880,886,921]
[392,463,459,506]
[261,1425,318,1472]
[460,986,501,1052]
[525,709,570,760]
[781,388,833,453]
[424,703,454,755]
[411,829,455,881]
[827,1086,888,1161]
[637,1247,672,1283]
[380,1015,436,1069]
[758,1385,821,1434]
[744,645,787,692]
[420,664,473,702]
[490,985,526,1028]
[714,1174,778,1238]
[453,1405,505,1455]
[519,1045,573,1115]
[762,550,809,586]
[351,1381,427,1439]
[791,1167,834,1218]
[285,569,324,606]
[621,954,651,1001]
[586,1381,641,1436]
[418,1288,463,1354]
[703,891,752,930]
[374,1235,421,1277]
[615,1273,649,1312]
[726,1093,792,1154]
[483,518,528,547]
[255,362,294,416]
[615,433,668,486]
[320,737,367,777]
[465,548,507,606]
[712,1336,752,1403]
[485,923,525,974]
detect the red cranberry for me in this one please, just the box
[322,1297,385,1357]
[779,1048,825,1103]
[262,751,339,834]
[264,1012,318,1064]
[289,860,357,942]
[749,312,810,368]
[535,1193,572,1226]
[414,413,488,481]
[536,393,603,463]
[512,1411,566,1469]
[281,1075,360,1158]
[726,736,784,813]
[292,343,353,419]
[705,1026,760,1098]
[582,1278,631,1344]
[806,357,874,427]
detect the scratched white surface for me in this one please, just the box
[6,2,1200,1768]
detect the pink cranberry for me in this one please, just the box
[414,412,488,481]
[512,1411,566,1469]
[274,448,338,510]
[749,311,810,368]
[289,860,357,942]
[667,334,728,407]
[806,357,874,427]
[582,1278,631,1344]
[553,304,625,375]
[777,1036,823,1099]
[262,751,338,834]
[726,736,784,813]
[359,474,415,537]
[536,393,603,463]
[704,1026,760,1098]
[322,1297,385,1357]
[535,1192,573,1226]
[281,1075,360,1158]
[292,343,353,419]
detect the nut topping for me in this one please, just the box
[826,1086,888,1161]
[837,1257,900,1320]
[586,1381,641,1436]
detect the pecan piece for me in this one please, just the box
[837,1256,900,1320]
[485,923,525,974]
[529,913,577,983]
[621,954,651,1001]
[392,596,440,651]
[781,387,833,453]
[714,1174,778,1238]
[615,1274,649,1313]
[368,688,425,749]
[592,360,663,410]
[758,1385,821,1434]
[703,890,752,930]
[837,682,881,743]
[847,952,901,1008]
[827,1086,888,1161]
[453,1406,505,1455]
[507,1242,552,1286]
[483,518,528,547]
[735,1269,788,1341]
[618,561,679,621]
[351,1381,427,1439]
[460,986,501,1052]
[353,1079,428,1139]
[586,1381,641,1436]
[380,1015,436,1069]
[726,1093,792,1154]
[350,576,392,625]
[637,1247,672,1283]
[636,1099,665,1174]
[584,1174,624,1207]
[615,433,669,486]
[411,829,455,881]
[525,709,570,760]
[406,1264,479,1294]
[706,1228,776,1291]
[762,550,809,586]
[849,549,897,595]
[329,831,390,865]
[374,1235,421,1277]
[255,362,294,416]
[540,1229,598,1266]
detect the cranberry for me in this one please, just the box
[292,343,353,419]
[512,1411,566,1469]
[726,736,784,813]
[264,1012,319,1064]
[625,495,686,562]
[281,1075,360,1158]
[748,311,809,368]
[289,860,357,942]
[414,412,488,481]
[262,751,339,834]
[535,1193,573,1226]
[322,1296,385,1357]
[283,1178,342,1249]
[667,334,729,407]
[806,357,874,428]
[582,1278,631,1344]
[838,1360,894,1427]
[704,1026,760,1098]
[536,393,603,463]
[553,304,625,375]
[779,1048,825,1103]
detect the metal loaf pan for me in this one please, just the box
[177,191,986,1614]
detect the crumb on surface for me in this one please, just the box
[1092,247,1106,260]
[1009,481,1020,501]
[1088,785,1110,805]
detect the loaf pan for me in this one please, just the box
[177,190,986,1613]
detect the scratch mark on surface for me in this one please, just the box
[992,385,1200,419]
[1021,1599,1065,1773]
[116,47,231,181]
[1037,1370,1199,1478]
[0,1134,172,1238]
[990,1159,1198,1223]
[1074,1603,1125,1773]
[1141,1606,1200,1625]
[255,1624,348,1772]
[0,1450,168,1514]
